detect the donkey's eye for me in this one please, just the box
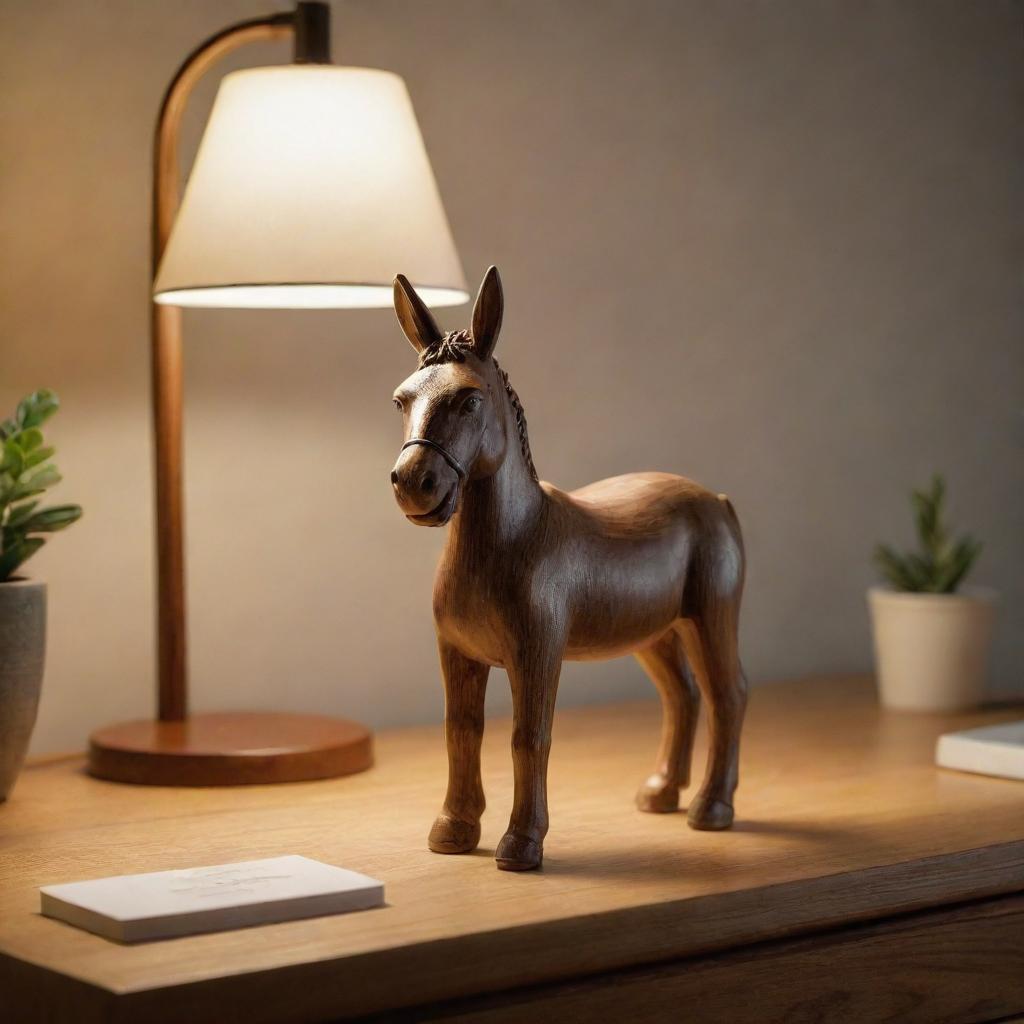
[462,393,482,413]
[393,398,403,412]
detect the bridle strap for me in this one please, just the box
[402,438,467,480]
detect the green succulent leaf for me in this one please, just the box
[16,390,59,430]
[1,438,24,477]
[21,463,61,491]
[873,544,919,591]
[18,428,44,453]
[4,500,39,528]
[23,445,55,470]
[21,504,82,534]
[937,537,982,594]
[905,552,936,592]
[0,537,45,582]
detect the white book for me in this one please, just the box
[936,720,1024,782]
[40,855,384,943]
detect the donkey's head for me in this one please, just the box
[390,266,526,527]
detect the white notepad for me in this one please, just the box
[40,855,384,943]
[936,720,1024,782]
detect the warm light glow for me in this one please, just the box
[153,66,468,309]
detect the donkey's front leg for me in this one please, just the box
[429,639,490,855]
[496,640,563,871]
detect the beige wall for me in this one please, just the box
[2,0,1021,755]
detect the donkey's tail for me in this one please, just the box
[717,493,746,561]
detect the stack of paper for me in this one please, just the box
[936,721,1024,782]
[40,855,384,943]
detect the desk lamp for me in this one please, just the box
[88,2,467,785]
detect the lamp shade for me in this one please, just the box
[153,65,468,309]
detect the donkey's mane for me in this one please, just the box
[419,331,538,481]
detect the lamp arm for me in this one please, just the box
[153,14,294,263]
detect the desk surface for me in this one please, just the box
[2,676,1023,1022]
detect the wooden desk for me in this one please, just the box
[2,676,1023,1023]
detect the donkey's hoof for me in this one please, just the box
[687,796,734,831]
[428,814,481,854]
[636,775,680,814]
[495,832,543,871]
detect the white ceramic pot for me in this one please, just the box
[868,586,997,712]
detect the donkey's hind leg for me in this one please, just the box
[679,607,747,830]
[634,628,701,813]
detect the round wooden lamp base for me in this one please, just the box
[88,712,373,786]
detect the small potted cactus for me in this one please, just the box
[0,390,82,800]
[869,474,995,712]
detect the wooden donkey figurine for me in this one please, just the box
[389,267,747,871]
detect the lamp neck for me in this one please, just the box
[294,2,332,64]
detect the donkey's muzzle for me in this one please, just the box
[391,446,460,526]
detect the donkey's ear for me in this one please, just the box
[470,266,503,360]
[394,274,442,354]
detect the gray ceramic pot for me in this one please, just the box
[0,579,46,801]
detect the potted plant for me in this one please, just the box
[0,390,82,800]
[869,474,994,712]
